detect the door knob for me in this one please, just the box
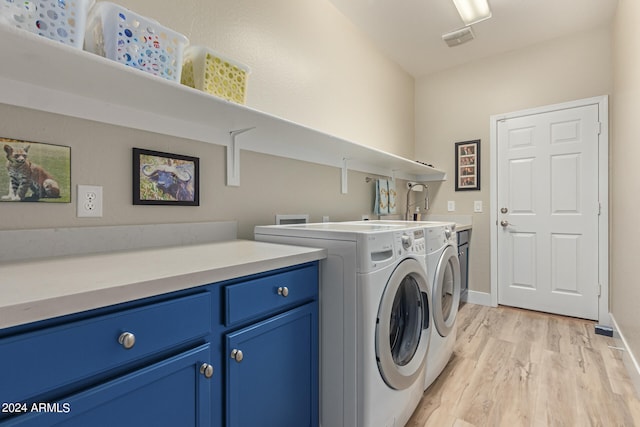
[500,220,509,227]
[501,207,508,214]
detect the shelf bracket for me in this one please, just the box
[341,158,350,194]
[227,127,256,187]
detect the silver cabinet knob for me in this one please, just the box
[230,349,244,363]
[200,363,214,379]
[277,286,289,297]
[118,332,136,349]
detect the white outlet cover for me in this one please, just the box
[447,201,455,212]
[474,200,483,213]
[77,185,103,217]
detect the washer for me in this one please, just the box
[348,220,461,390]
[255,222,432,427]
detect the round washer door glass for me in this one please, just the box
[376,258,431,390]
[389,275,423,366]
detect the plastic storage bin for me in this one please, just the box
[0,0,95,48]
[181,45,250,104]
[84,2,188,82]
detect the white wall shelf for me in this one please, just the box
[0,26,446,192]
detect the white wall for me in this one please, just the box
[0,0,415,238]
[611,0,640,375]
[415,26,612,294]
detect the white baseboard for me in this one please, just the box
[610,313,640,398]
[461,290,492,307]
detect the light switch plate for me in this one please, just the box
[474,200,483,213]
[447,201,455,212]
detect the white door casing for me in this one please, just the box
[490,96,609,323]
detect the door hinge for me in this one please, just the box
[598,202,602,216]
[598,283,602,296]
[597,122,602,135]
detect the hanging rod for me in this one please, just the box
[365,171,397,183]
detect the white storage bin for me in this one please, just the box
[181,45,250,104]
[0,0,95,48]
[84,1,188,82]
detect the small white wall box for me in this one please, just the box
[275,214,309,225]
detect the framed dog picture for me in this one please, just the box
[455,140,480,191]
[0,138,71,203]
[133,148,199,206]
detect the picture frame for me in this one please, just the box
[455,139,480,191]
[133,148,199,206]
[0,137,71,203]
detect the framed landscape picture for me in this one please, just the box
[133,148,199,206]
[0,138,71,203]
[455,140,480,191]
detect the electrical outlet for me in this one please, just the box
[361,214,370,221]
[447,201,456,212]
[77,185,103,217]
[322,216,330,223]
[474,200,483,213]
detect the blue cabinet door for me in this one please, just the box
[226,303,318,427]
[3,344,212,427]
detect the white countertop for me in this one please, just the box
[0,240,326,330]
[423,214,473,232]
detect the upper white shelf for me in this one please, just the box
[0,25,446,188]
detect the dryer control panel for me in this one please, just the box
[395,228,426,256]
[426,224,457,253]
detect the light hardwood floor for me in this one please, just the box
[407,303,640,427]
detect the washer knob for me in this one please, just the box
[401,233,412,250]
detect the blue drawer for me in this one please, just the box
[0,292,211,404]
[225,265,318,326]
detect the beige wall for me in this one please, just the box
[415,26,612,295]
[611,0,640,369]
[116,0,415,158]
[0,0,415,238]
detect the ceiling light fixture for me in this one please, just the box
[452,0,492,26]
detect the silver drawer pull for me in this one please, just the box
[200,363,214,379]
[230,349,244,363]
[118,332,136,350]
[277,286,289,297]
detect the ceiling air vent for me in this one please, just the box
[442,26,475,47]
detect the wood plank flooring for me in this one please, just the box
[407,303,640,427]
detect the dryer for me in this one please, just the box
[255,222,432,427]
[423,223,460,390]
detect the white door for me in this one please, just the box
[496,104,600,320]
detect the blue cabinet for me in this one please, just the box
[226,303,318,427]
[4,345,212,427]
[0,261,319,427]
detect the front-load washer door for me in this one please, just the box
[376,258,431,390]
[433,245,461,337]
